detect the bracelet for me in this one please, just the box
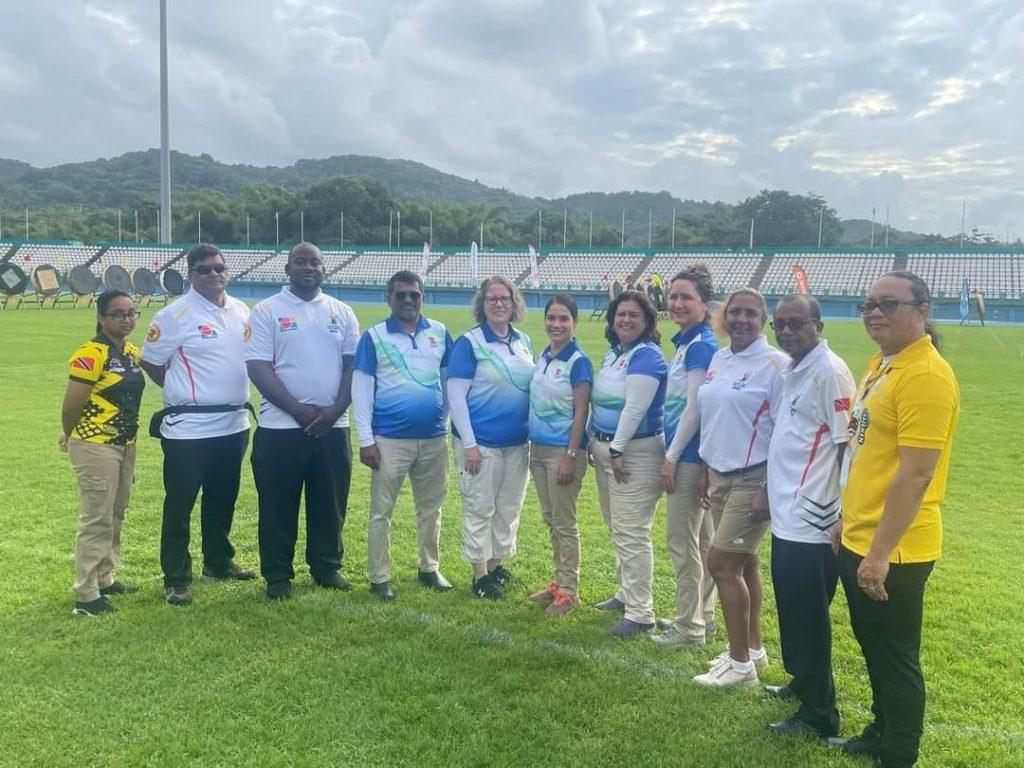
[609,447,623,459]
[565,448,578,458]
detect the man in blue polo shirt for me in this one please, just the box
[352,270,454,601]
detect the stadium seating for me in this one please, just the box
[241,249,354,284]
[327,250,425,286]
[14,243,100,275]
[759,252,895,297]
[639,253,762,293]
[96,245,184,274]
[906,253,1021,299]
[536,252,646,291]
[429,252,531,287]
[220,248,283,279]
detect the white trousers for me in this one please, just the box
[454,437,530,563]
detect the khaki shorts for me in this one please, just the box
[708,464,768,555]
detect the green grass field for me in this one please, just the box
[0,303,1022,767]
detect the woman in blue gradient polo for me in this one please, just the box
[589,289,668,636]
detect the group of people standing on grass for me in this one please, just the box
[60,242,959,768]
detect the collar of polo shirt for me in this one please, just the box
[542,339,580,362]
[869,334,933,371]
[672,321,710,347]
[281,285,323,303]
[480,322,522,343]
[789,339,829,373]
[385,315,429,335]
[722,334,769,359]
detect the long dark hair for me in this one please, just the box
[95,290,133,335]
[605,290,661,346]
[883,270,941,352]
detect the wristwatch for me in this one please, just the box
[565,448,578,458]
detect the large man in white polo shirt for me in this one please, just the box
[352,270,454,602]
[764,294,855,739]
[246,242,359,600]
[141,243,256,607]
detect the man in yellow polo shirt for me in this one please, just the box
[830,271,960,768]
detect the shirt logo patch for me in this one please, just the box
[789,395,802,415]
[616,357,628,369]
[197,324,218,339]
[326,314,342,333]
[704,370,717,383]
[146,323,161,343]
[833,397,851,413]
[731,372,751,391]
[72,356,96,372]
[278,316,298,332]
[428,335,439,347]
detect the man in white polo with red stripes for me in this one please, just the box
[764,294,855,739]
[141,243,256,607]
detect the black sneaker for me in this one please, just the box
[202,562,257,581]
[164,586,193,606]
[826,722,882,756]
[72,596,117,616]
[490,565,514,586]
[471,572,505,599]
[99,581,139,596]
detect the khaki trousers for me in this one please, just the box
[592,436,665,624]
[454,437,530,563]
[367,435,449,584]
[528,444,588,595]
[665,460,717,638]
[68,439,136,602]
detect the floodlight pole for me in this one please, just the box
[135,209,139,243]
[340,211,344,247]
[397,210,401,248]
[159,0,172,243]
[959,200,966,250]
[563,210,567,248]
[671,206,676,248]
[388,211,393,247]
[25,208,28,239]
[870,206,876,248]
[245,212,250,245]
[275,211,279,246]
[538,210,543,251]
[749,217,754,249]
[589,210,593,248]
[197,209,201,243]
[817,206,824,249]
[300,210,304,242]
[428,209,433,246]
[620,209,625,249]
[118,210,122,242]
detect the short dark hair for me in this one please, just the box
[95,290,133,334]
[186,243,224,270]
[387,270,424,295]
[605,290,661,346]
[288,241,322,262]
[776,293,822,321]
[544,293,578,321]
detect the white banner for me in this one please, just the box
[470,241,480,282]
[420,242,431,276]
[528,244,540,288]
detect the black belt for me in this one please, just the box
[149,403,256,438]
[713,460,767,478]
[592,429,663,442]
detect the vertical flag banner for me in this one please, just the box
[420,242,431,276]
[792,265,810,294]
[469,241,480,282]
[959,277,970,321]
[528,244,540,288]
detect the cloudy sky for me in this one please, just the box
[1,0,1021,235]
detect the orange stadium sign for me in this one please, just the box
[792,264,810,294]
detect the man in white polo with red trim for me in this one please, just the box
[141,243,256,607]
[764,294,855,739]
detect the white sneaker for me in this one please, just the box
[693,661,759,688]
[650,625,706,649]
[707,650,769,671]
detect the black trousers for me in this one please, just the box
[771,535,840,734]
[160,430,249,587]
[251,427,351,584]
[839,546,934,768]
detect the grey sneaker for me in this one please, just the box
[650,625,706,649]
[164,586,193,606]
[593,596,626,612]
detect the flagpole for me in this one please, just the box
[959,200,966,250]
[589,210,593,248]
[479,220,484,250]
[135,210,139,243]
[671,206,676,248]
[647,210,652,248]
[621,209,625,249]
[300,210,304,242]
[563,210,567,248]
[197,209,201,243]
[817,206,824,249]
[749,217,754,249]
[388,210,393,247]
[429,209,433,246]
[870,206,876,248]
[538,210,543,251]
[397,210,401,248]
[884,205,889,248]
[245,212,250,245]
[159,0,172,243]
[340,211,344,247]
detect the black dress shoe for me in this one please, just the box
[418,570,453,591]
[767,717,825,738]
[267,581,292,600]
[313,572,352,591]
[370,581,396,602]
[826,723,881,757]
[764,684,798,701]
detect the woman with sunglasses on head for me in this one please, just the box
[589,290,668,636]
[829,272,960,768]
[526,293,593,615]
[692,288,788,687]
[447,276,534,599]
[652,265,720,650]
[60,290,146,616]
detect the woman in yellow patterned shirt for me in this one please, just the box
[831,271,960,768]
[60,290,146,617]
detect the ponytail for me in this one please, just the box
[882,270,942,354]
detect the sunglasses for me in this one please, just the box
[770,318,813,331]
[192,264,227,276]
[393,290,422,301]
[857,299,921,316]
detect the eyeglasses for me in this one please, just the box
[104,310,140,320]
[192,264,227,275]
[393,290,422,301]
[485,296,513,305]
[857,299,921,316]
[770,318,812,331]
